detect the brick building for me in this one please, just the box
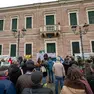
[0,0,94,60]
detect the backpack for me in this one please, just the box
[21,88,53,94]
[21,88,32,94]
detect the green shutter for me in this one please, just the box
[46,15,54,25]
[92,41,94,52]
[0,45,2,55]
[26,17,32,29]
[72,42,80,56]
[70,13,77,25]
[26,44,32,55]
[10,44,16,57]
[88,11,94,24]
[12,18,17,31]
[47,43,56,53]
[0,20,3,31]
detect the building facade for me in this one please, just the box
[0,0,94,60]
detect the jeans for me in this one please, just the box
[48,70,54,83]
[55,76,64,94]
[42,77,46,85]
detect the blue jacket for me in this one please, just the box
[0,79,16,94]
[48,60,54,71]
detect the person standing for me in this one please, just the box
[48,57,54,83]
[0,66,16,94]
[8,57,12,64]
[63,55,72,75]
[41,54,48,85]
[53,56,65,94]
[35,57,42,71]
[8,64,22,86]
[16,60,35,94]
[60,66,93,94]
[21,71,53,94]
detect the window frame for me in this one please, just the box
[0,19,4,31]
[68,11,79,26]
[24,42,33,56]
[45,41,57,56]
[44,13,56,31]
[11,16,18,31]
[0,44,3,55]
[87,9,94,24]
[70,40,81,56]
[9,43,17,57]
[44,14,56,25]
[90,40,94,53]
[25,16,33,29]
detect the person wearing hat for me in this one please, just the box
[16,60,35,94]
[53,56,65,94]
[21,71,53,94]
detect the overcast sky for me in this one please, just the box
[0,0,56,8]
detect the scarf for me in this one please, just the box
[64,78,93,94]
[79,77,93,94]
[0,76,7,80]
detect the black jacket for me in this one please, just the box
[21,87,53,94]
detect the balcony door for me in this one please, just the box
[45,15,55,31]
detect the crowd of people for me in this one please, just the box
[0,54,94,94]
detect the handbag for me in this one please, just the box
[40,66,46,72]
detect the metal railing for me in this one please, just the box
[40,24,60,32]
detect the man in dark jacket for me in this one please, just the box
[21,71,53,94]
[0,66,16,94]
[16,60,35,94]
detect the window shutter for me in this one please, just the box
[12,18,17,31]
[46,15,54,25]
[88,11,94,24]
[0,20,3,31]
[70,13,77,25]
[47,43,56,53]
[26,44,32,55]
[72,42,80,56]
[10,44,16,57]
[91,41,94,52]
[26,17,32,29]
[0,45,2,55]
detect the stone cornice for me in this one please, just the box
[0,0,93,12]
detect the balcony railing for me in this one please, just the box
[40,24,61,32]
[40,24,61,38]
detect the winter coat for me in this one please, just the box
[61,86,86,94]
[0,79,16,94]
[16,74,33,94]
[48,60,54,71]
[21,87,53,94]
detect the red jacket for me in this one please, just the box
[8,59,12,64]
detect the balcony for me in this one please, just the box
[40,24,61,38]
